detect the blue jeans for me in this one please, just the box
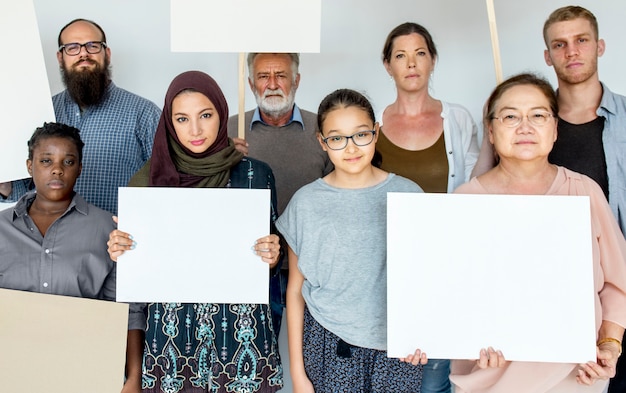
[269,269,288,336]
[421,358,451,393]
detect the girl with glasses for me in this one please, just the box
[277,89,425,392]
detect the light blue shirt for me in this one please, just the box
[250,104,305,129]
[598,83,626,234]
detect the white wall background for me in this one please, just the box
[31,0,626,131]
[26,1,626,391]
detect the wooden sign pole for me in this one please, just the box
[486,0,503,84]
[238,52,246,139]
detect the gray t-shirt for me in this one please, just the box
[276,173,422,350]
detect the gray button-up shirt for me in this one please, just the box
[0,191,144,330]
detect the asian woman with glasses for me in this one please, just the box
[403,73,626,393]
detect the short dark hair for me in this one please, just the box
[543,6,599,46]
[317,89,375,134]
[484,73,558,125]
[58,18,107,47]
[28,122,84,163]
[382,22,438,63]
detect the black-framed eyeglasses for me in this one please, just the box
[492,110,555,127]
[321,130,376,150]
[58,41,107,56]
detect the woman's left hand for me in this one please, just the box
[576,344,620,385]
[400,348,428,365]
[476,347,506,369]
[253,234,281,268]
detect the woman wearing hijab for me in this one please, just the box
[108,71,283,393]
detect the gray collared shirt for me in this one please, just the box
[0,191,144,330]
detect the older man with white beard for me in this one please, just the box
[228,52,332,337]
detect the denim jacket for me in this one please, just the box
[598,83,626,234]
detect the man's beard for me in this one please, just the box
[553,56,598,86]
[61,58,111,108]
[254,87,296,119]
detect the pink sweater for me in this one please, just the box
[451,166,626,393]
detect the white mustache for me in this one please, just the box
[263,89,285,99]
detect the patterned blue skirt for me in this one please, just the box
[142,303,283,393]
[303,307,423,392]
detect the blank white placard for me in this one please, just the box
[116,187,271,303]
[170,0,321,53]
[0,0,54,182]
[387,193,596,363]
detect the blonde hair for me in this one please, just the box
[543,6,599,46]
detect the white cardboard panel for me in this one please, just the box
[387,193,596,363]
[170,0,321,53]
[116,187,271,303]
[0,0,55,183]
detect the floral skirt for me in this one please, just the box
[142,303,283,393]
[303,306,422,392]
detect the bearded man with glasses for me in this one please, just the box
[1,19,161,216]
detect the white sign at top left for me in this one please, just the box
[170,0,321,53]
[0,0,55,183]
